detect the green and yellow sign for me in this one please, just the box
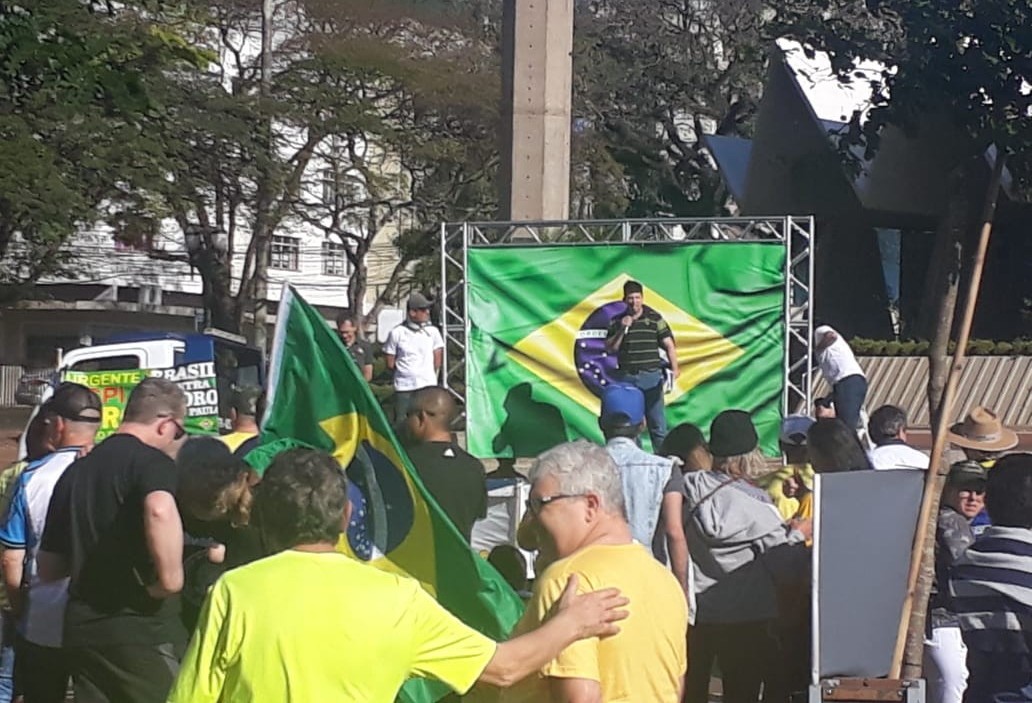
[63,362,220,439]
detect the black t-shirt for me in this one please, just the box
[41,434,186,647]
[346,339,375,370]
[406,441,487,542]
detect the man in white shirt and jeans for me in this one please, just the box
[868,404,930,471]
[383,292,445,423]
[814,325,868,433]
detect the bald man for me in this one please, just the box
[404,387,487,542]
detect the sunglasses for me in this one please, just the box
[524,493,584,516]
[159,415,187,440]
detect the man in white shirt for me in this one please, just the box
[868,404,930,471]
[814,325,867,433]
[0,383,101,703]
[383,292,445,422]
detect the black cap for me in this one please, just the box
[709,410,758,457]
[232,386,262,416]
[44,382,102,422]
[623,280,643,297]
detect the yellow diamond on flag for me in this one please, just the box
[509,274,744,416]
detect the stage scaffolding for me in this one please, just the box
[439,216,815,421]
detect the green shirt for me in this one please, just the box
[607,307,672,373]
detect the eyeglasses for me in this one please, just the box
[159,415,187,440]
[525,493,585,515]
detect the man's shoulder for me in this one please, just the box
[412,442,484,474]
[606,438,672,466]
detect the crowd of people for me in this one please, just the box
[0,287,1028,703]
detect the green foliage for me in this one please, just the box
[571,0,773,217]
[849,338,1032,356]
[0,0,212,291]
[771,0,1032,195]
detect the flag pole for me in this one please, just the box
[889,150,1007,679]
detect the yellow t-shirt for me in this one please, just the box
[168,550,497,703]
[795,492,813,521]
[219,431,258,453]
[758,463,815,521]
[503,543,688,703]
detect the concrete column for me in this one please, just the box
[499,0,574,221]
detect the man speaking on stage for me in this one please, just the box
[604,280,678,449]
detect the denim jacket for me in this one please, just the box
[605,438,673,548]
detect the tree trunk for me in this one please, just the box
[898,153,1006,680]
[923,165,973,426]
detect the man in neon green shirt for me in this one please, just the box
[167,448,629,703]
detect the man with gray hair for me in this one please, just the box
[504,440,688,702]
[39,377,188,703]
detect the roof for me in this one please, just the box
[812,356,1032,430]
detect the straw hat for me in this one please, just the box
[947,406,1018,452]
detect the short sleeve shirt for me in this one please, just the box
[383,325,445,391]
[40,433,182,647]
[0,448,80,646]
[501,543,687,703]
[168,550,497,702]
[405,442,487,542]
[606,307,672,374]
[346,339,375,370]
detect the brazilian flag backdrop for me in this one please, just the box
[466,242,785,457]
[263,286,524,703]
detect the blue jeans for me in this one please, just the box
[621,369,667,451]
[0,610,15,703]
[833,374,868,432]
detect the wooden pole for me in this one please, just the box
[889,150,1007,679]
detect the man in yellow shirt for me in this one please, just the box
[218,387,261,456]
[504,440,688,702]
[167,448,629,703]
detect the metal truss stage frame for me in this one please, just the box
[439,216,815,423]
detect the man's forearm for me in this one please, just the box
[663,339,679,374]
[478,613,582,688]
[143,492,184,597]
[1,549,24,615]
[668,536,689,591]
[604,331,623,353]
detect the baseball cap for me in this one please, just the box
[232,386,262,417]
[44,382,102,422]
[947,460,988,487]
[780,414,815,446]
[599,384,645,427]
[407,292,433,310]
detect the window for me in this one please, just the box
[323,241,348,277]
[268,236,300,271]
[68,354,141,373]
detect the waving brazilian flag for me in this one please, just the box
[261,285,524,703]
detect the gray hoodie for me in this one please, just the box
[682,471,807,623]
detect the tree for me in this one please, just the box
[569,0,774,217]
[137,0,501,337]
[772,0,1032,679]
[0,0,211,298]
